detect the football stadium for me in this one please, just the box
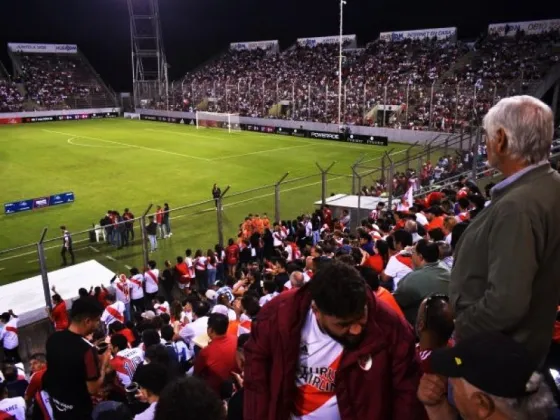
[1,0,560,418]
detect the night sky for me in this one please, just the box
[0,0,558,92]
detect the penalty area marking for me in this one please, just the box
[67,137,130,149]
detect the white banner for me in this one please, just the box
[229,40,279,51]
[297,34,357,47]
[379,27,457,42]
[0,107,120,118]
[8,43,78,54]
[488,19,560,37]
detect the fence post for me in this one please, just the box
[37,227,52,311]
[472,127,482,181]
[444,139,449,157]
[140,204,153,269]
[381,155,386,183]
[316,162,336,206]
[274,173,289,224]
[384,152,394,209]
[405,142,418,171]
[217,186,230,248]
[350,155,366,195]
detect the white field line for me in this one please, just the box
[1,174,344,265]
[43,129,211,162]
[0,268,5,271]
[67,137,129,149]
[105,255,117,262]
[88,246,100,253]
[124,265,132,270]
[210,144,314,161]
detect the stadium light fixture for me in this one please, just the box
[338,0,346,127]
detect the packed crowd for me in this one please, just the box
[2,96,560,420]
[0,79,24,112]
[165,30,559,133]
[15,54,109,110]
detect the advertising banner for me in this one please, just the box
[379,27,457,42]
[21,111,118,124]
[230,40,279,51]
[0,117,22,125]
[5,192,75,215]
[297,34,357,47]
[487,19,560,36]
[8,43,78,54]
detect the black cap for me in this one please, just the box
[430,332,534,398]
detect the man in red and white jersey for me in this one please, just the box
[128,268,145,314]
[0,380,25,420]
[284,237,301,263]
[144,260,160,303]
[153,297,169,316]
[380,230,413,292]
[111,274,131,322]
[225,239,239,277]
[0,310,20,363]
[101,294,125,327]
[109,334,144,390]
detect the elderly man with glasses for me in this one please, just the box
[450,95,560,370]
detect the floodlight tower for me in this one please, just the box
[127,0,169,108]
[338,0,347,126]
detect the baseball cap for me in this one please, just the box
[216,286,234,304]
[141,310,156,320]
[205,289,217,301]
[211,304,229,317]
[430,332,535,398]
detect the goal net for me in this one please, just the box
[196,111,241,133]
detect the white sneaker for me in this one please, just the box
[164,235,169,239]
[169,232,173,236]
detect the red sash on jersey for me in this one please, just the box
[129,277,142,288]
[289,243,301,260]
[5,326,18,334]
[305,270,313,279]
[107,306,124,323]
[395,254,413,269]
[145,270,158,285]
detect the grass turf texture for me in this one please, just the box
[0,119,418,285]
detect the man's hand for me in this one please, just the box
[417,374,448,407]
[51,285,56,293]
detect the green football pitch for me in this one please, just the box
[0,118,417,285]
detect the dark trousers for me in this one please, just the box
[126,226,135,241]
[145,292,157,309]
[3,346,21,363]
[131,298,145,314]
[61,246,75,266]
[195,270,208,292]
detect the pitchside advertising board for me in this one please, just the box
[8,43,78,54]
[0,111,118,125]
[379,27,457,42]
[4,192,75,215]
[488,19,560,36]
[138,114,388,146]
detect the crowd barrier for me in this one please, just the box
[0,107,121,124]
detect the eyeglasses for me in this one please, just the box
[424,293,450,329]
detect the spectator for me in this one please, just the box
[194,313,237,395]
[43,297,110,419]
[437,241,453,271]
[24,353,47,403]
[101,293,126,326]
[450,96,560,368]
[132,363,169,420]
[146,216,158,253]
[154,377,225,420]
[178,301,210,350]
[0,380,25,420]
[244,261,424,419]
[393,239,450,326]
[381,230,413,291]
[109,334,144,389]
[0,310,20,363]
[418,332,556,419]
[356,265,405,319]
[288,271,305,289]
[414,294,454,373]
[2,364,28,398]
[46,286,69,331]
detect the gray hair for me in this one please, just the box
[492,373,556,420]
[483,95,553,165]
[404,220,418,234]
[290,271,305,288]
[436,241,453,259]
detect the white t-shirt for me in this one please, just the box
[384,253,413,289]
[0,317,19,349]
[0,396,26,420]
[134,402,157,420]
[144,269,160,294]
[195,257,207,271]
[101,301,126,326]
[178,316,209,348]
[154,302,170,315]
[291,309,342,420]
[415,212,429,227]
[129,274,145,300]
[185,258,195,278]
[114,279,131,304]
[259,292,279,307]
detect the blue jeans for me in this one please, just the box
[312,231,320,245]
[207,268,217,287]
[124,302,131,323]
[148,235,157,251]
[164,218,171,234]
[216,263,224,281]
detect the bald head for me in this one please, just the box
[404,220,418,234]
[290,271,305,289]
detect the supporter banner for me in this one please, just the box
[0,117,22,125]
[21,111,118,124]
[487,19,560,36]
[139,114,194,124]
[8,43,78,54]
[5,192,75,215]
[297,34,357,47]
[379,27,457,42]
[230,40,279,51]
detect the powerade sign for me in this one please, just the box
[5,192,75,215]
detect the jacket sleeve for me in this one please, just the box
[393,275,416,311]
[243,314,273,420]
[454,208,538,340]
[391,322,426,420]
